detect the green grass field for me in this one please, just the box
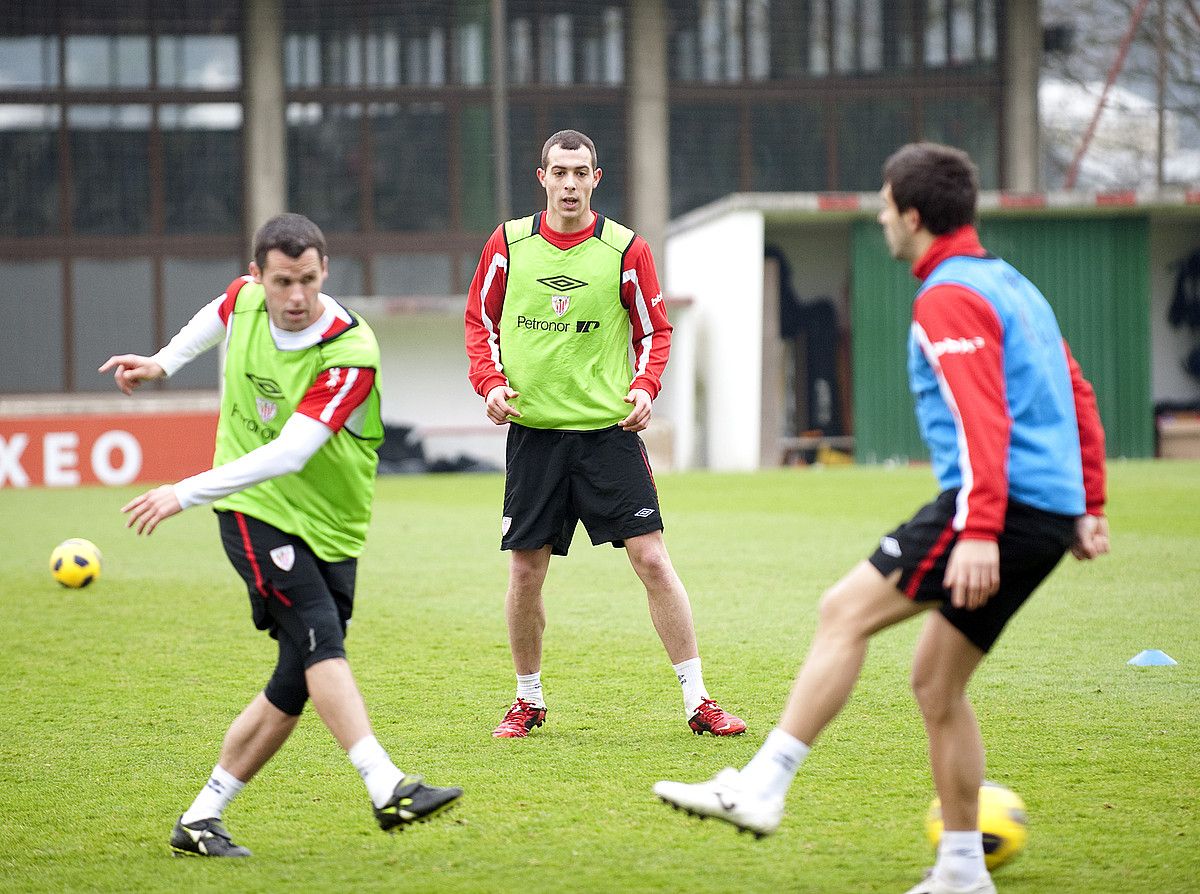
[2,462,1197,893]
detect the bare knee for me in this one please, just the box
[815,583,870,641]
[910,661,961,724]
[509,549,549,594]
[626,536,675,585]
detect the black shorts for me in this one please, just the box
[502,423,663,555]
[218,510,356,715]
[868,489,1076,653]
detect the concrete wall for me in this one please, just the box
[663,210,765,470]
[355,307,507,469]
[763,222,853,319]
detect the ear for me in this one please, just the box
[901,205,923,234]
[593,166,603,186]
[249,261,263,284]
[536,167,547,187]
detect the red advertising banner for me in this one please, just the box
[0,412,217,488]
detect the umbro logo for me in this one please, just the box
[246,372,285,399]
[634,508,656,518]
[537,275,588,291]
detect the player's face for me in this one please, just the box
[252,248,329,332]
[878,182,919,261]
[537,144,602,232]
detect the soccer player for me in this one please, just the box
[653,143,1110,894]
[100,213,461,857]
[464,130,745,739]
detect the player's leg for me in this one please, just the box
[778,561,924,744]
[907,613,991,893]
[654,492,964,833]
[904,501,1074,893]
[571,427,743,734]
[622,529,743,734]
[494,424,572,738]
[492,546,553,737]
[624,530,696,664]
[228,512,460,829]
[654,561,923,833]
[506,546,553,677]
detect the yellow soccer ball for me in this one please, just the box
[49,538,103,589]
[926,781,1028,871]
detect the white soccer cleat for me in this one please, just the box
[653,767,783,838]
[902,870,996,894]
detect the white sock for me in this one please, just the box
[515,672,545,707]
[738,727,811,799]
[936,829,987,886]
[673,657,709,716]
[181,764,246,825]
[348,735,406,809]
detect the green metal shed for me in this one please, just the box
[663,191,1200,470]
[852,214,1152,462]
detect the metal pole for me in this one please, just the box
[1064,0,1152,188]
[490,0,511,222]
[1156,0,1167,188]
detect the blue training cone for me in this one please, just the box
[1127,649,1178,666]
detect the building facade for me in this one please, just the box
[1,0,1024,395]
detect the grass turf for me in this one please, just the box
[1,461,1197,892]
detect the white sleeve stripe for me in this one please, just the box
[319,367,360,424]
[479,253,508,373]
[151,294,227,377]
[174,413,331,509]
[913,321,973,531]
[622,269,654,377]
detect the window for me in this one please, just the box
[751,103,827,191]
[157,35,239,89]
[65,36,151,89]
[460,103,495,233]
[373,254,452,296]
[0,36,58,89]
[163,258,240,389]
[371,102,450,232]
[160,104,242,234]
[835,99,914,190]
[71,258,155,393]
[670,103,740,216]
[68,104,151,235]
[287,103,363,234]
[923,98,999,188]
[0,104,59,236]
[0,260,64,392]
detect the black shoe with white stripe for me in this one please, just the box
[170,817,252,857]
[373,776,463,831]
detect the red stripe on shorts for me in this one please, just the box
[234,511,267,597]
[638,441,657,490]
[234,512,291,606]
[267,583,292,607]
[905,520,957,599]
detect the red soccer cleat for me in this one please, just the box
[492,698,548,738]
[688,698,746,736]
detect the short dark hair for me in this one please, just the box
[882,143,978,235]
[253,213,327,271]
[541,129,597,169]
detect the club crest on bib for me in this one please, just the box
[551,295,570,317]
[270,544,295,571]
[256,397,278,423]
